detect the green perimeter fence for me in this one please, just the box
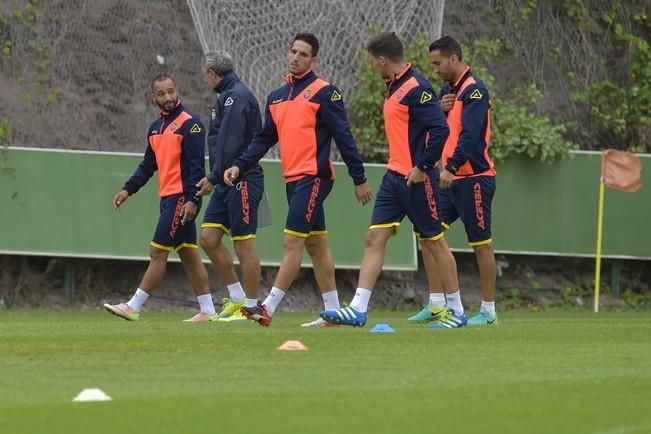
[0,147,649,274]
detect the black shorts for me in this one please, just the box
[370,170,444,240]
[439,175,495,246]
[151,194,200,251]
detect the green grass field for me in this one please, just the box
[1,310,650,434]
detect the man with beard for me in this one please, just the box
[104,74,215,322]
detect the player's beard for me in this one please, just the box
[158,97,178,113]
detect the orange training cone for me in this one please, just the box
[278,340,308,351]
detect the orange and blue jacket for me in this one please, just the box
[233,70,367,185]
[383,63,450,176]
[439,67,496,178]
[123,101,206,204]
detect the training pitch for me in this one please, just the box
[1,310,650,434]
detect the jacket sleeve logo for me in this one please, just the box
[469,89,483,100]
[331,90,342,101]
[190,123,202,133]
[420,91,432,104]
[224,96,234,106]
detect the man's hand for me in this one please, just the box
[405,167,427,186]
[439,169,454,189]
[354,182,373,206]
[195,177,215,197]
[440,93,456,112]
[112,190,129,211]
[180,201,198,225]
[223,166,240,186]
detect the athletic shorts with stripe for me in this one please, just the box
[284,175,333,238]
[151,193,200,251]
[439,175,495,246]
[370,169,443,240]
[202,178,263,241]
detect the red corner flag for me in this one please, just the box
[601,149,643,192]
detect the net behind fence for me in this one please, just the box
[187,0,446,106]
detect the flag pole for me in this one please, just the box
[594,179,605,313]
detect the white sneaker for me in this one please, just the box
[182,312,217,322]
[300,317,341,328]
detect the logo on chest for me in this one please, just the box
[303,88,312,99]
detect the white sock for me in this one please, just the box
[349,288,372,313]
[244,298,258,308]
[428,292,446,308]
[197,293,216,315]
[445,290,464,316]
[226,282,246,303]
[322,290,340,310]
[262,286,286,316]
[126,288,150,312]
[480,300,496,315]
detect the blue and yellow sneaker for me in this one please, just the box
[468,311,498,325]
[217,298,244,319]
[427,308,468,329]
[320,305,367,327]
[407,305,447,323]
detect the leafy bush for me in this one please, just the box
[349,34,578,163]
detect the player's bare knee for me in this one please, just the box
[282,234,305,252]
[199,229,219,250]
[233,239,256,260]
[364,228,389,249]
[421,238,445,256]
[149,247,169,262]
[473,243,494,257]
[304,236,323,257]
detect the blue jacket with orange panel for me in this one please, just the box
[123,101,206,204]
[383,63,450,176]
[439,67,496,179]
[206,72,263,186]
[233,70,367,185]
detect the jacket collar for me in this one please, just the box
[451,66,472,93]
[284,68,316,86]
[213,72,239,93]
[386,63,413,90]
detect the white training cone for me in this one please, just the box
[278,340,308,351]
[72,388,112,402]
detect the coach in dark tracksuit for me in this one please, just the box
[195,51,264,320]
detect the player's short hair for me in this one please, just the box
[429,36,463,61]
[150,73,175,92]
[366,32,404,62]
[204,50,235,77]
[292,32,320,57]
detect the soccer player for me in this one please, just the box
[320,32,467,328]
[194,51,264,323]
[422,35,498,325]
[224,32,373,327]
[104,74,216,322]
